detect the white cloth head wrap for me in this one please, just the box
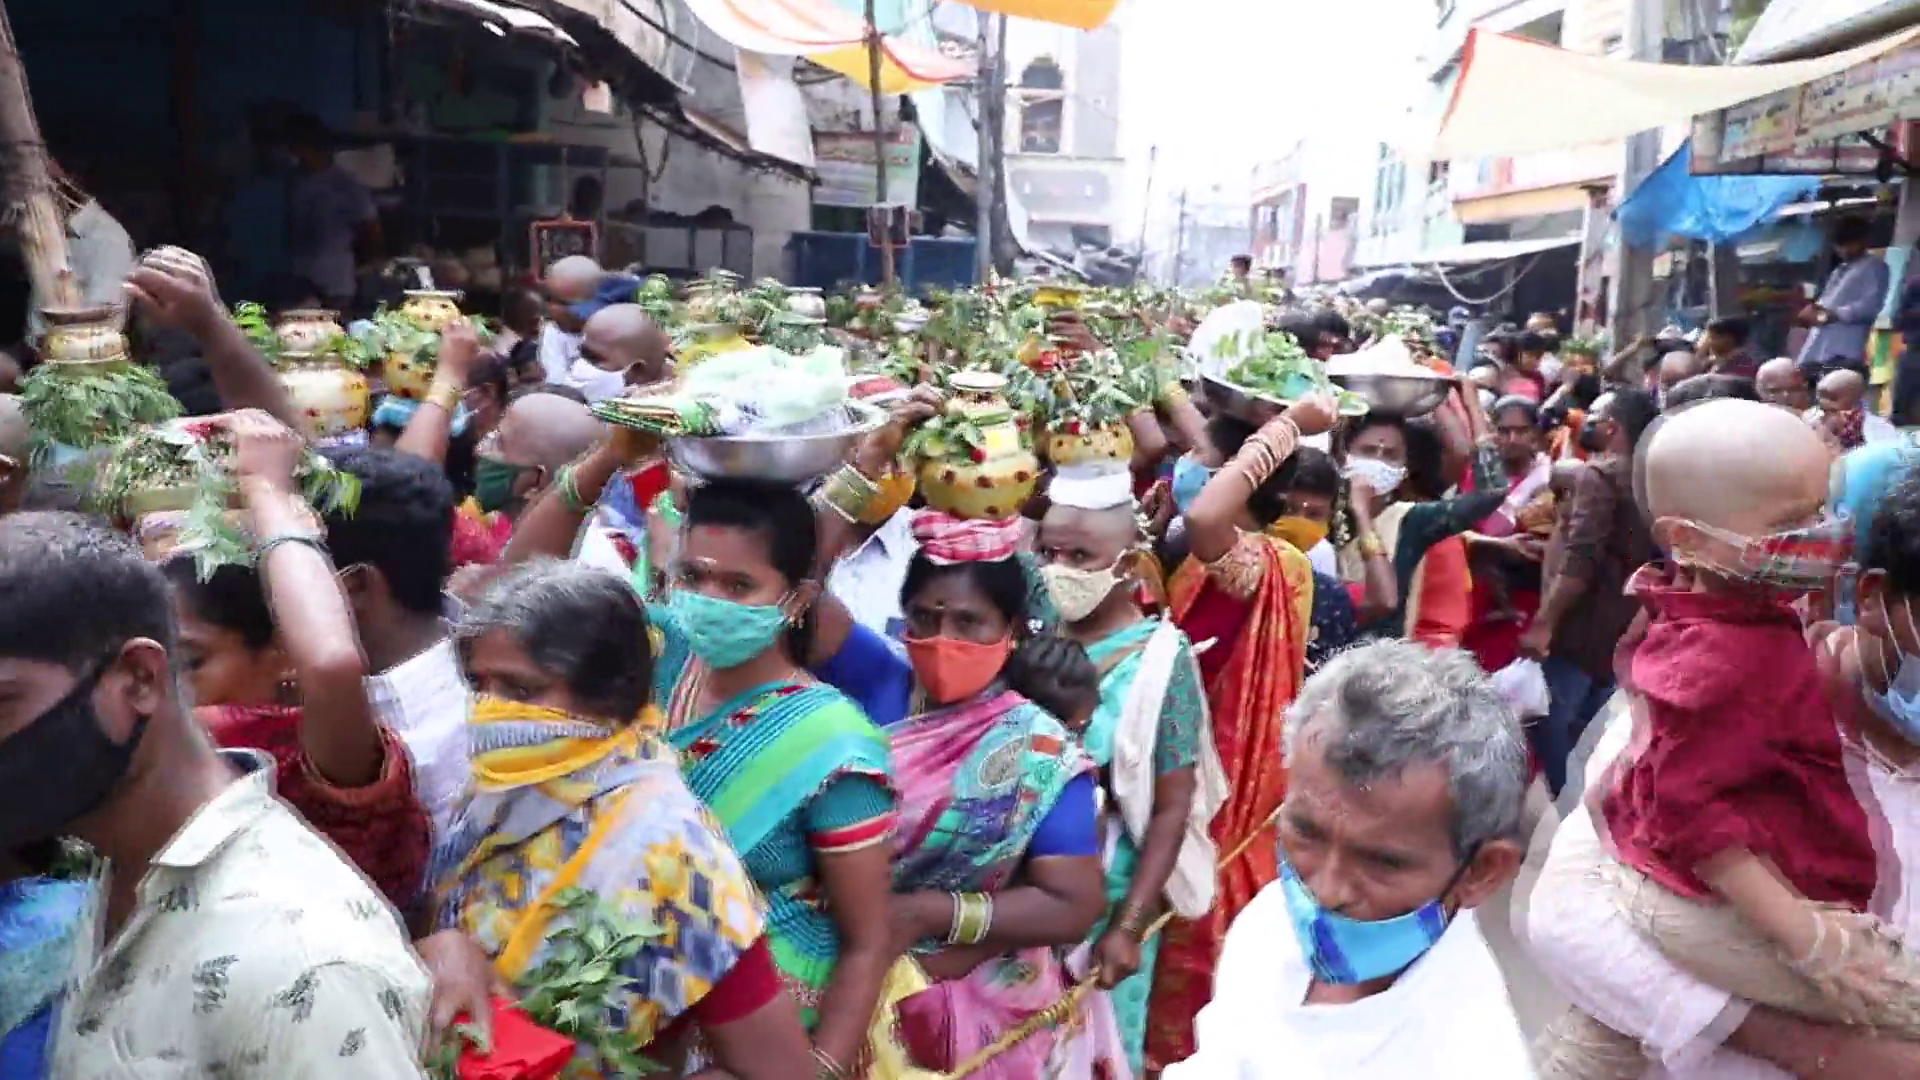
[1047,463,1136,511]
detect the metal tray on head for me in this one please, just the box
[665,399,889,484]
[1328,372,1452,417]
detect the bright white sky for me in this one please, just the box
[1118,0,1433,194]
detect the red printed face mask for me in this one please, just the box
[905,634,1013,706]
[1658,514,1853,594]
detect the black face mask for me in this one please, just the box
[0,663,149,850]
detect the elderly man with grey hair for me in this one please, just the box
[1164,639,1536,1080]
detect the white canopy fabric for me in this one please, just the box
[1431,25,1920,160]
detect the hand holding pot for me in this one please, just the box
[1282,392,1338,438]
[228,409,306,496]
[857,384,944,476]
[125,247,223,339]
[435,321,485,385]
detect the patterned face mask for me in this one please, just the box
[1659,514,1853,594]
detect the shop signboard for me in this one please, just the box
[529,217,598,269]
[814,124,922,209]
[1798,41,1920,143]
[1720,90,1802,161]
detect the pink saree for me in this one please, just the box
[889,689,1130,1079]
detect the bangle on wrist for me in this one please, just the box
[1357,531,1386,560]
[812,1046,850,1080]
[554,464,591,516]
[255,532,329,564]
[425,380,462,413]
[1117,901,1151,939]
[819,463,882,524]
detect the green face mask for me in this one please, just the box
[474,456,534,514]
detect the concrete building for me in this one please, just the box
[1001,16,1127,257]
[1356,0,1629,302]
[1250,134,1376,287]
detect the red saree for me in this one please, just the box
[1144,534,1312,1070]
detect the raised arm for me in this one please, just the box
[124,248,301,431]
[229,409,382,788]
[394,322,483,466]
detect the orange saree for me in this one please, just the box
[1143,533,1313,1070]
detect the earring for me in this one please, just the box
[275,674,300,706]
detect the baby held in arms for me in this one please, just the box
[1537,399,1920,1080]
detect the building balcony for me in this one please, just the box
[1448,142,1616,224]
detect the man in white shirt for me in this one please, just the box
[537,256,604,389]
[0,513,428,1077]
[1166,640,1535,1079]
[285,114,381,310]
[321,445,471,836]
[826,506,918,641]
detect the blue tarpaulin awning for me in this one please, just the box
[1615,139,1821,246]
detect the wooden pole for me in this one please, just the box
[0,4,80,315]
[864,0,895,287]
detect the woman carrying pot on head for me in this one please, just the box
[1335,378,1506,644]
[501,424,918,1079]
[1140,393,1336,1070]
[880,513,1129,1077]
[431,559,812,1078]
[159,410,431,912]
[1032,462,1214,1076]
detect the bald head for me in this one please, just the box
[1756,356,1812,412]
[0,395,28,514]
[500,392,605,475]
[582,304,672,385]
[1817,368,1867,411]
[1657,349,1705,397]
[1643,399,1830,538]
[544,256,602,300]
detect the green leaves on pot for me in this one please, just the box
[20,363,181,460]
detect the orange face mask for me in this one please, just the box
[905,634,1013,706]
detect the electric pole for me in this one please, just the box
[973,11,995,282]
[864,0,895,286]
[1171,188,1190,287]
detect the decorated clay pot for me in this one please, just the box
[399,289,464,332]
[279,355,371,438]
[786,288,827,320]
[274,309,345,355]
[1045,421,1135,468]
[685,278,736,324]
[382,348,435,401]
[122,483,201,520]
[915,370,1041,521]
[39,305,128,370]
[676,324,752,371]
[854,287,884,311]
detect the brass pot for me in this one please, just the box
[279,354,371,437]
[786,288,827,320]
[275,309,345,355]
[915,371,1041,521]
[39,305,129,371]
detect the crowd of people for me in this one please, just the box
[2,237,1920,1080]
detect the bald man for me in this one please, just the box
[1813,367,1898,450]
[1655,348,1705,406]
[0,395,29,515]
[471,390,606,519]
[1645,398,1833,542]
[581,303,673,389]
[1756,356,1813,414]
[536,255,603,387]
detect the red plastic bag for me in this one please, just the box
[457,998,575,1080]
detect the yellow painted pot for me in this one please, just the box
[915,371,1040,521]
[399,289,464,332]
[274,309,345,355]
[1044,422,1135,468]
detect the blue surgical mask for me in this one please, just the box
[1277,853,1460,985]
[1171,456,1214,514]
[668,587,792,670]
[1866,595,1920,744]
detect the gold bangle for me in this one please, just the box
[812,1046,850,1080]
[1117,901,1151,939]
[425,379,462,413]
[1358,531,1387,560]
[958,893,993,946]
[818,463,881,524]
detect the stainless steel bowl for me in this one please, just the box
[666,400,889,483]
[1199,373,1370,423]
[1199,373,1285,424]
[1328,372,1452,417]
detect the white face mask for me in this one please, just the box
[1344,456,1408,495]
[1040,560,1124,624]
[1867,593,1920,746]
